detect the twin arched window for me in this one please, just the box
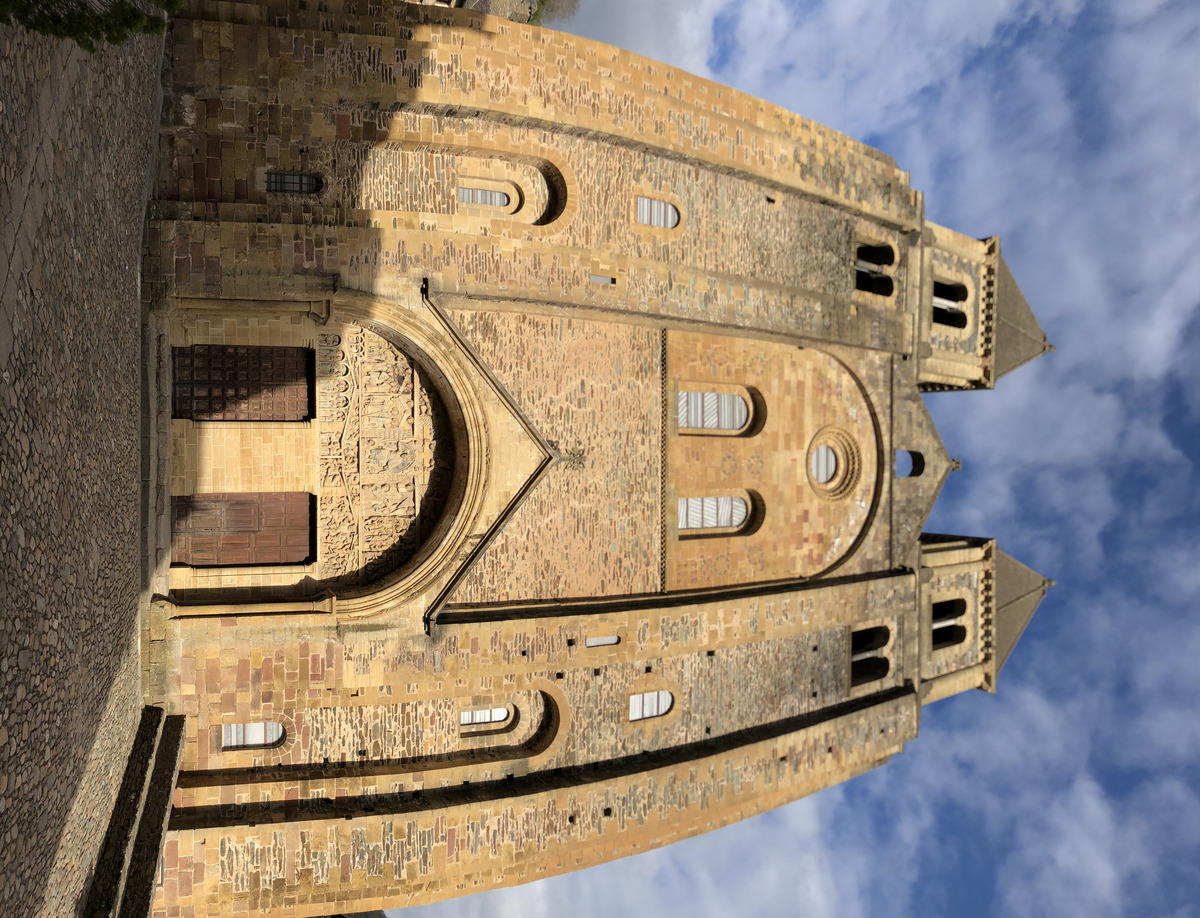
[855,243,895,297]
[850,626,891,686]
[932,281,970,329]
[931,598,968,650]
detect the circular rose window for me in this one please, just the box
[806,428,861,499]
[810,444,838,484]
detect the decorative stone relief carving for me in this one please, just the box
[316,325,455,586]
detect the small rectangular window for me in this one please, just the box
[266,171,322,195]
[585,635,620,648]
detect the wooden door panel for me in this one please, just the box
[171,492,313,566]
[172,345,314,421]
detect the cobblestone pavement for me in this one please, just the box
[0,23,163,918]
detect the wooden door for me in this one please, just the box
[172,345,313,421]
[171,492,312,566]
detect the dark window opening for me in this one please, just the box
[932,305,969,329]
[266,171,323,195]
[856,271,894,297]
[173,345,315,421]
[933,280,968,303]
[856,244,895,267]
[171,492,314,567]
[932,624,968,651]
[894,450,926,478]
[932,598,967,623]
[851,626,890,656]
[851,656,891,686]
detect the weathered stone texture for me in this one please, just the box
[0,22,162,918]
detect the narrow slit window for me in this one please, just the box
[222,722,285,749]
[585,635,620,648]
[677,391,749,432]
[628,690,674,722]
[635,196,681,229]
[677,496,748,532]
[459,706,511,727]
[266,171,322,195]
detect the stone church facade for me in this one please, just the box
[132,1,1054,914]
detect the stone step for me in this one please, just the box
[82,706,185,918]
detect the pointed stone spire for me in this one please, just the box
[993,253,1054,379]
[993,548,1054,674]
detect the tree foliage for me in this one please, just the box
[0,0,183,52]
[530,0,579,25]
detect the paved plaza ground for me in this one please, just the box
[1,22,164,918]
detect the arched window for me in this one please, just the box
[635,196,681,229]
[855,243,895,297]
[850,626,891,687]
[458,186,511,207]
[894,450,925,478]
[677,391,750,432]
[932,625,968,650]
[459,706,511,727]
[266,171,322,195]
[932,598,967,622]
[677,496,748,532]
[221,722,285,749]
[931,598,968,650]
[628,690,674,722]
[932,280,969,328]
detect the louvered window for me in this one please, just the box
[171,492,313,567]
[173,345,313,422]
[266,171,322,195]
[458,187,511,207]
[628,690,674,722]
[677,496,748,532]
[221,722,285,749]
[677,391,749,432]
[932,281,970,328]
[635,196,681,229]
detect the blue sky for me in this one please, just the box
[396,1,1200,915]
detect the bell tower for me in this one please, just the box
[918,534,1054,704]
